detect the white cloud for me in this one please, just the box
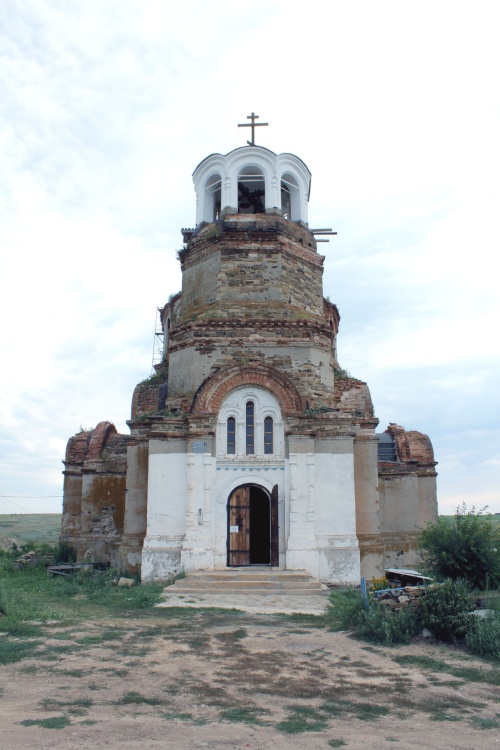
[0,0,499,513]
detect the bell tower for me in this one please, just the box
[193,144,311,224]
[160,144,339,413]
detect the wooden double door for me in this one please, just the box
[227,484,278,567]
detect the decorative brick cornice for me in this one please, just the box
[191,363,303,415]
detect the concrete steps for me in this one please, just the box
[162,568,329,597]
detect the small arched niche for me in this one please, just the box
[204,173,222,222]
[238,166,266,214]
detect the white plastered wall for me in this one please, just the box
[286,437,360,584]
[141,440,188,581]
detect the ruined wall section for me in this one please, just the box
[377,424,438,575]
[119,438,149,575]
[61,421,130,567]
[130,362,169,421]
[334,376,375,419]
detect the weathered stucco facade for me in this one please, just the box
[61,144,438,583]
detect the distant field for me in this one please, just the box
[0,512,498,551]
[0,514,61,549]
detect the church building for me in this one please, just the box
[61,119,438,584]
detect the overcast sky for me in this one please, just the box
[1,0,498,516]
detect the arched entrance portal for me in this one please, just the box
[227,484,278,567]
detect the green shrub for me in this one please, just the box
[418,504,500,589]
[328,588,365,631]
[354,603,420,645]
[328,588,420,644]
[420,579,476,642]
[53,542,76,564]
[465,612,500,660]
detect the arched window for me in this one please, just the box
[264,416,273,455]
[217,387,284,458]
[227,417,236,454]
[246,401,255,454]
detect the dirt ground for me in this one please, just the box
[1,608,499,750]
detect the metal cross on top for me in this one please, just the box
[238,112,268,146]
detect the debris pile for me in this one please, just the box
[373,585,427,610]
[14,551,53,569]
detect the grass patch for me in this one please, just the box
[220,706,270,725]
[429,710,461,722]
[98,667,129,677]
[0,637,40,665]
[19,716,71,729]
[75,635,103,645]
[161,711,195,721]
[215,628,248,642]
[115,643,152,657]
[100,628,127,640]
[41,697,93,708]
[328,741,347,748]
[276,705,329,734]
[118,691,163,705]
[279,612,329,629]
[34,642,83,661]
[18,664,40,674]
[184,679,233,707]
[392,654,500,686]
[351,702,391,721]
[0,562,165,631]
[53,668,91,678]
[471,717,500,730]
[133,626,168,639]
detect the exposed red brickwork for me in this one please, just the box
[86,422,118,461]
[386,423,436,466]
[192,364,303,415]
[64,422,124,467]
[65,431,91,464]
[334,376,374,418]
[131,382,161,420]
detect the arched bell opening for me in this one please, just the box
[227,484,278,566]
[281,184,291,220]
[204,174,222,222]
[237,166,266,214]
[280,172,300,221]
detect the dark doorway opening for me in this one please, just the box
[250,488,270,564]
[227,484,278,567]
